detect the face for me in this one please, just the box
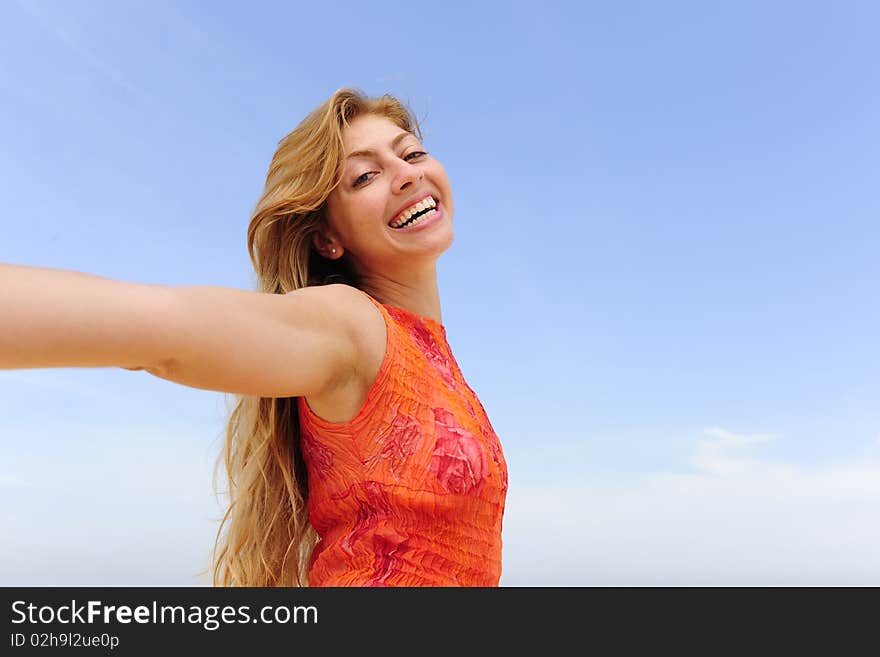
[318,114,455,276]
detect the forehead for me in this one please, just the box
[342,114,413,152]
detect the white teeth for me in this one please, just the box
[396,207,436,229]
[391,196,437,227]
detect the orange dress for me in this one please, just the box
[296,290,508,586]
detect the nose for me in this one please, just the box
[393,159,424,193]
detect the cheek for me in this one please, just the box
[331,195,378,234]
[433,168,454,209]
[430,163,452,193]
[343,193,388,233]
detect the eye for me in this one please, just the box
[353,151,429,187]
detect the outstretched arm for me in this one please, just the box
[0,263,365,398]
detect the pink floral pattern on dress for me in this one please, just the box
[339,481,393,558]
[466,398,508,492]
[300,426,334,481]
[387,308,457,390]
[367,529,409,586]
[363,411,422,479]
[413,322,457,389]
[480,423,509,493]
[430,408,488,495]
[325,481,409,585]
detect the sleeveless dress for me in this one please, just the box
[296,289,509,586]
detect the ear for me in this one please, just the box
[311,231,342,260]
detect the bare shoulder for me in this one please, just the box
[288,283,385,353]
[313,284,388,383]
[297,284,387,423]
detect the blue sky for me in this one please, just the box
[1,0,878,585]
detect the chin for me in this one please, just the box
[413,230,453,260]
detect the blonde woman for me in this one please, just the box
[1,88,508,587]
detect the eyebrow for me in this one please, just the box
[345,131,415,161]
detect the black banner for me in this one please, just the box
[0,586,870,653]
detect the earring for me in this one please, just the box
[331,248,337,254]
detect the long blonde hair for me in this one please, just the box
[209,88,424,586]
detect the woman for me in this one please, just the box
[0,88,508,587]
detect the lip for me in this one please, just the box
[388,193,436,226]
[390,200,444,233]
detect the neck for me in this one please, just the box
[357,261,443,325]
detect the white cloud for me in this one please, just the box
[3,423,878,586]
[690,425,782,477]
[500,427,880,586]
[0,423,224,586]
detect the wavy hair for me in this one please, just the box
[207,88,424,586]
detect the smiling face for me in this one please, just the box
[317,113,455,279]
